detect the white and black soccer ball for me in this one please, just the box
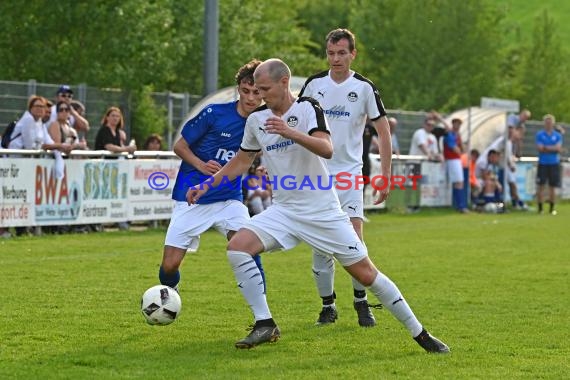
[483,202,499,214]
[141,285,182,325]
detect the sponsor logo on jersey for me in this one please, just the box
[215,148,236,162]
[287,116,299,127]
[347,91,358,102]
[265,139,296,152]
[221,132,231,137]
[324,105,350,118]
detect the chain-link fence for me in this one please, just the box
[0,80,201,149]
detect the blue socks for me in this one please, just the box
[159,265,180,288]
[453,187,466,210]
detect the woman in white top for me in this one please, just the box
[9,96,72,154]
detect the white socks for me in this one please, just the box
[312,250,335,298]
[227,250,271,320]
[368,271,423,337]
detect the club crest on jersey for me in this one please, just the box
[287,116,299,127]
[347,91,358,102]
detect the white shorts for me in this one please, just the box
[335,187,364,219]
[506,167,516,184]
[446,159,464,183]
[165,200,250,250]
[244,204,368,267]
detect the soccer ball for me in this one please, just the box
[483,202,499,213]
[141,285,182,325]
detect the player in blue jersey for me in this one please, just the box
[535,114,563,215]
[158,59,265,291]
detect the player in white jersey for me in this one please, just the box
[187,58,449,353]
[298,28,392,327]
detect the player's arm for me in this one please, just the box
[187,149,257,204]
[290,127,333,159]
[371,116,392,204]
[173,137,221,175]
[264,116,333,159]
[372,116,392,179]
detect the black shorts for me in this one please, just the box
[536,164,561,187]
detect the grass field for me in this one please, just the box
[1,205,568,379]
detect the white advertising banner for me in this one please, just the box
[80,160,129,224]
[0,159,35,227]
[1,155,566,227]
[127,160,179,221]
[420,161,451,206]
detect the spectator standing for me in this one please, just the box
[462,148,481,204]
[48,85,90,135]
[94,107,136,154]
[298,28,393,327]
[409,118,441,161]
[536,114,563,215]
[507,109,531,157]
[443,118,468,213]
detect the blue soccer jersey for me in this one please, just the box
[171,101,246,204]
[536,130,563,165]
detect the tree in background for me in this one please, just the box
[513,10,570,120]
[0,0,568,131]
[349,0,504,113]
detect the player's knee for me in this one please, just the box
[162,247,184,273]
[161,257,180,273]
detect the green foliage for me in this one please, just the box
[1,206,569,378]
[129,86,168,145]
[0,0,568,123]
[350,0,505,112]
[514,10,570,120]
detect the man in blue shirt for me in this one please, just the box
[535,114,563,215]
[158,59,265,291]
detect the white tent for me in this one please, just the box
[176,76,307,137]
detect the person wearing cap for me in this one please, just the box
[48,85,90,133]
[443,118,468,213]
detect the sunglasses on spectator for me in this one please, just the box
[58,107,70,112]
[59,93,73,98]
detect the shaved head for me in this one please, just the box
[254,58,291,82]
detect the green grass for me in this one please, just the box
[1,205,569,379]
[497,0,570,51]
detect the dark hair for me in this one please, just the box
[488,149,499,157]
[56,101,69,113]
[326,28,356,51]
[235,59,262,86]
[143,133,163,150]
